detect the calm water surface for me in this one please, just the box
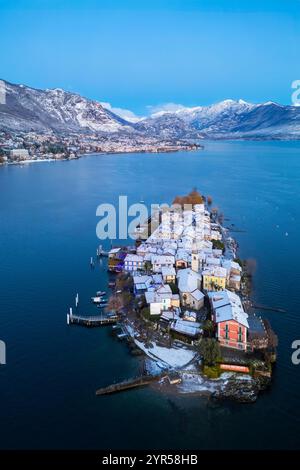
[0,140,300,449]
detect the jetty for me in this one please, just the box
[67,311,119,327]
[97,245,109,257]
[252,303,286,313]
[96,374,165,396]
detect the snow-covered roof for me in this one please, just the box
[183,310,198,321]
[222,259,242,272]
[171,319,202,337]
[208,290,249,328]
[145,284,173,304]
[156,284,172,295]
[152,274,163,284]
[133,275,151,285]
[162,266,176,277]
[206,256,222,266]
[151,254,175,265]
[124,254,144,263]
[177,268,202,293]
[161,311,179,322]
[190,289,205,301]
[202,266,227,278]
[212,249,223,257]
[175,248,190,262]
[109,247,121,255]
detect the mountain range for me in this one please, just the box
[1,79,300,140]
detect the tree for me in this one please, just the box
[169,282,179,294]
[234,258,243,268]
[202,320,215,338]
[198,338,221,366]
[212,239,225,251]
[172,189,204,208]
[144,261,152,273]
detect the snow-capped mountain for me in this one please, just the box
[137,99,300,139]
[1,79,300,139]
[0,80,133,134]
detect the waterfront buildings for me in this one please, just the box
[202,266,227,291]
[208,290,249,350]
[120,200,267,352]
[124,254,144,272]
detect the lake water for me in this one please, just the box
[0,140,300,449]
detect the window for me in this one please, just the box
[225,324,229,340]
[238,326,243,343]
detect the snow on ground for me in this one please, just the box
[144,358,167,375]
[178,369,253,395]
[124,323,254,396]
[124,321,197,369]
[134,338,197,369]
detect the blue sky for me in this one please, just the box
[0,0,299,115]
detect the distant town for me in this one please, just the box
[0,130,201,164]
[74,191,278,403]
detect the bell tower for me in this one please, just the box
[191,241,199,273]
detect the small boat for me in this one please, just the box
[91,296,102,304]
[100,298,108,303]
[96,291,106,296]
[117,333,128,340]
[97,303,108,308]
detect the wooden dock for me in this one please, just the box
[67,313,119,327]
[96,374,164,396]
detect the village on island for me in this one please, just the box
[68,190,278,403]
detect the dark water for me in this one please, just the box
[0,140,300,449]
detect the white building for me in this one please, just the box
[123,254,144,272]
[151,254,175,273]
[177,268,204,310]
[145,284,173,315]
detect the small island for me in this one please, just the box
[73,190,278,403]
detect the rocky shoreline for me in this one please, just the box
[211,374,271,403]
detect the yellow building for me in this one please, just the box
[202,266,227,291]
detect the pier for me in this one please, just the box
[96,374,165,396]
[97,245,109,257]
[252,303,286,313]
[67,312,119,327]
